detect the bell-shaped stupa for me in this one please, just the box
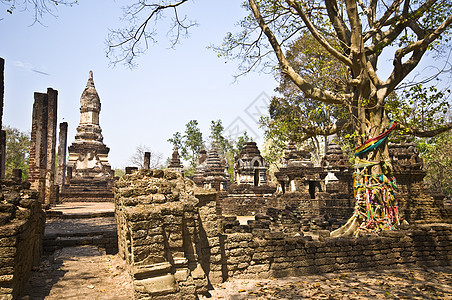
[62,71,114,202]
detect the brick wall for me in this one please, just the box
[0,179,45,299]
[221,224,452,280]
[115,170,452,299]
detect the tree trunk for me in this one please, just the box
[332,100,403,237]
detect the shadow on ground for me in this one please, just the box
[21,246,133,300]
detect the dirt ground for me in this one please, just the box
[22,247,452,299]
[202,266,452,300]
[21,246,134,300]
[20,204,452,299]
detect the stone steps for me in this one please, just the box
[43,231,117,255]
[43,202,118,255]
[46,210,114,219]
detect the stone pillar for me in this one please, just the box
[29,93,48,204]
[66,166,72,184]
[56,122,68,189]
[143,152,150,169]
[0,58,4,178]
[0,130,5,179]
[45,88,58,205]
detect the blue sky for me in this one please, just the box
[0,0,278,169]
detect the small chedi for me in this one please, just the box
[389,139,451,223]
[167,145,184,174]
[61,71,114,202]
[192,144,229,191]
[234,142,268,186]
[219,142,276,216]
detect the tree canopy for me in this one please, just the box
[3,126,30,180]
[168,120,205,170]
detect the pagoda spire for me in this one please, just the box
[86,70,95,88]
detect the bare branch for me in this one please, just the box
[129,145,164,169]
[248,0,349,105]
[396,13,452,61]
[1,0,78,25]
[107,0,195,66]
[286,0,353,67]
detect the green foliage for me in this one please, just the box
[182,120,204,168]
[387,84,451,135]
[4,126,30,180]
[167,132,183,150]
[114,168,125,178]
[168,120,204,170]
[169,120,253,180]
[209,120,253,181]
[209,120,233,155]
[417,131,452,196]
[261,33,349,161]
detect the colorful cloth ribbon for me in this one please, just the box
[354,121,398,157]
[350,121,402,236]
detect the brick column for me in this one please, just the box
[0,130,5,179]
[144,151,151,169]
[44,88,57,205]
[0,58,5,178]
[56,122,68,189]
[65,166,72,184]
[29,92,48,204]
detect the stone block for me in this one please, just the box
[134,274,178,296]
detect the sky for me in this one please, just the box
[0,0,278,169]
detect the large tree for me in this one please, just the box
[108,0,452,235]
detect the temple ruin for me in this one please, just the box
[61,71,114,202]
[0,57,451,299]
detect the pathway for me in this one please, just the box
[20,202,134,300]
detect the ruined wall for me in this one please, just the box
[115,169,211,299]
[115,169,452,299]
[221,224,452,280]
[389,141,451,223]
[29,93,48,204]
[0,179,45,299]
[56,122,68,189]
[219,184,277,216]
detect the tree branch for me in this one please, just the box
[107,0,194,66]
[398,123,452,138]
[248,0,349,105]
[363,0,404,42]
[325,0,351,49]
[286,0,353,67]
[395,13,452,61]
